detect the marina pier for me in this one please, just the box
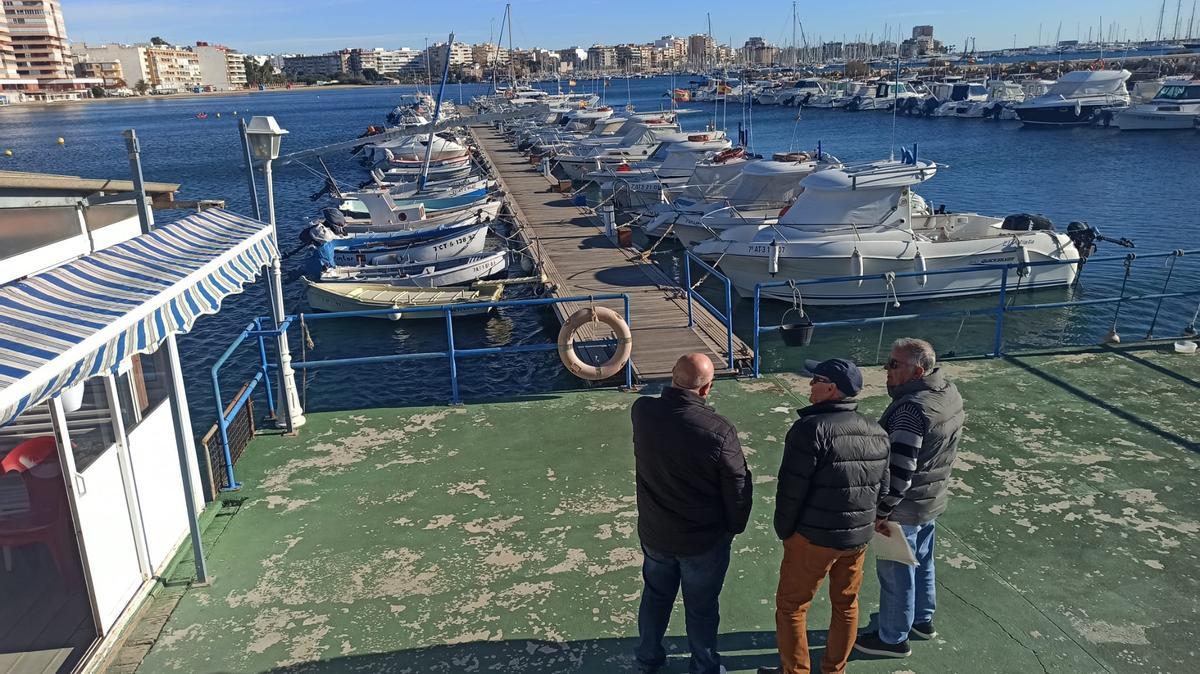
[470,124,753,381]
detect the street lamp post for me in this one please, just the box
[245,116,305,432]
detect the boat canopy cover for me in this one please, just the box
[0,209,277,427]
[779,162,934,226]
[1046,70,1131,97]
[728,161,816,204]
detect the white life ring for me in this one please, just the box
[557,306,633,381]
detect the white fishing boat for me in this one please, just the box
[805,80,860,108]
[340,193,502,234]
[304,280,506,320]
[931,82,991,117]
[328,221,490,266]
[690,160,1085,304]
[1114,79,1200,130]
[319,250,509,288]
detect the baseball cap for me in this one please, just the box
[802,358,863,397]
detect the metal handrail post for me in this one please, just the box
[209,321,256,490]
[254,317,276,417]
[623,296,634,389]
[684,253,694,327]
[445,308,461,405]
[992,267,1009,357]
[723,274,734,368]
[753,284,763,378]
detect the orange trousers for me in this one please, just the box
[774,534,866,674]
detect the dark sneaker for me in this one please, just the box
[911,620,938,640]
[853,632,912,658]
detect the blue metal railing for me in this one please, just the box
[209,293,633,489]
[683,250,736,368]
[751,248,1200,377]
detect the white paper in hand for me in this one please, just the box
[870,522,917,566]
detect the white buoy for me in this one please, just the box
[768,239,780,275]
[1017,245,1031,277]
[850,247,864,287]
[913,248,927,286]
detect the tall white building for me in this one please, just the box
[2,0,96,101]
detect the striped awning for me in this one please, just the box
[0,208,278,427]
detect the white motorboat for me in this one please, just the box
[318,250,509,288]
[844,81,924,112]
[644,152,840,246]
[1114,79,1200,130]
[931,82,991,117]
[785,79,830,107]
[584,134,734,209]
[690,160,1084,304]
[362,133,470,168]
[805,80,860,108]
[553,124,718,182]
[1014,70,1131,126]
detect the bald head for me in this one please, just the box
[672,353,715,395]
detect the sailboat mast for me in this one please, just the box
[792,1,797,67]
[1157,0,1167,43]
[491,5,507,93]
[507,3,515,88]
[418,32,455,192]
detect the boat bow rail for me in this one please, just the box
[209,293,633,489]
[750,248,1200,377]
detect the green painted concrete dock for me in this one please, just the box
[113,346,1198,673]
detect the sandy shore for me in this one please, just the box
[10,83,403,107]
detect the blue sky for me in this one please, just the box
[64,0,1195,54]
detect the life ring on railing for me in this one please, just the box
[713,147,745,164]
[557,306,633,381]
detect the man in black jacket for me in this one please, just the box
[632,353,753,674]
[759,358,889,674]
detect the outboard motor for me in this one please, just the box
[846,95,864,112]
[921,96,940,116]
[1001,213,1055,232]
[1066,221,1135,261]
[322,207,348,236]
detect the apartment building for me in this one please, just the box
[585,44,616,72]
[282,51,349,78]
[193,42,246,90]
[2,1,96,101]
[73,59,123,88]
[74,43,202,93]
[376,48,422,76]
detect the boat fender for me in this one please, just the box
[913,248,927,286]
[1017,244,1031,277]
[768,239,781,275]
[557,306,633,381]
[850,247,864,287]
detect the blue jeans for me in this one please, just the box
[876,521,937,644]
[634,535,732,674]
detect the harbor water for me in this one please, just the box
[2,78,1198,427]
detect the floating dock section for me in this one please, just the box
[470,124,753,381]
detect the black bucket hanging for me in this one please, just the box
[779,308,815,347]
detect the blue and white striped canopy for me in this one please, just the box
[0,208,278,427]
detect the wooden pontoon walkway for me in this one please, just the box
[470,124,753,381]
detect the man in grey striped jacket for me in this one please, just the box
[854,338,965,659]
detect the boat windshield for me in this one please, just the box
[1156,84,1200,101]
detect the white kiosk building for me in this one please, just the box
[0,169,277,671]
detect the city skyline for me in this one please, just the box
[64,0,1198,55]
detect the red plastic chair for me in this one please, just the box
[0,436,83,586]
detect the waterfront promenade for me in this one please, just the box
[109,345,1199,673]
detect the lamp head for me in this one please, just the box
[246,115,288,162]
